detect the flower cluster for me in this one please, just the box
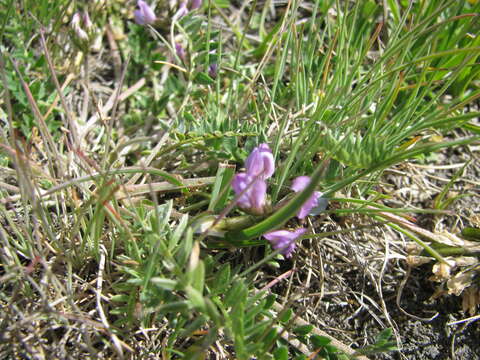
[133,1,212,73]
[231,144,326,258]
[134,0,203,25]
[71,11,93,41]
[231,144,274,215]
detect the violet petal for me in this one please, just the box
[231,173,267,214]
[177,1,189,17]
[291,176,324,219]
[245,143,275,179]
[208,63,218,78]
[249,178,267,213]
[291,175,310,192]
[175,42,186,61]
[135,1,156,25]
[231,173,252,209]
[190,0,202,10]
[263,228,307,258]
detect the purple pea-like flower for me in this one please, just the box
[245,143,275,179]
[83,11,93,30]
[263,228,307,258]
[134,0,157,25]
[175,42,186,61]
[177,1,189,17]
[208,63,218,78]
[231,173,267,215]
[291,176,322,219]
[72,12,89,40]
[190,0,202,10]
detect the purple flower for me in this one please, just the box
[231,173,267,214]
[177,1,189,17]
[190,0,202,10]
[134,0,157,25]
[245,143,275,179]
[72,12,89,40]
[263,228,307,258]
[175,42,186,61]
[83,11,93,30]
[208,63,218,78]
[291,176,322,219]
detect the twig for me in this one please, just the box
[96,246,125,358]
[447,314,480,326]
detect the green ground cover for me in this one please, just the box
[1,0,479,358]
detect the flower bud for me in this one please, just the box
[134,1,157,25]
[175,42,186,61]
[71,12,89,41]
[208,63,218,78]
[190,0,202,10]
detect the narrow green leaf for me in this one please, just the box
[279,308,293,323]
[310,334,332,348]
[109,294,130,303]
[208,163,236,213]
[155,300,190,314]
[154,200,173,234]
[264,294,276,310]
[273,346,289,360]
[375,328,393,345]
[177,227,193,267]
[211,264,231,295]
[461,227,480,241]
[205,298,221,326]
[293,324,313,336]
[150,277,178,291]
[231,295,246,359]
[185,285,207,312]
[189,260,205,294]
[224,280,247,308]
[170,214,189,252]
[179,315,207,338]
[194,72,215,85]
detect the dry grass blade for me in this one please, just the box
[9,57,65,177]
[375,206,480,253]
[39,29,80,148]
[116,176,216,200]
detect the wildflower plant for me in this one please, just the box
[226,143,328,257]
[1,0,478,359]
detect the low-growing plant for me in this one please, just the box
[1,0,479,358]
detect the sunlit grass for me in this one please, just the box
[1,0,479,358]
